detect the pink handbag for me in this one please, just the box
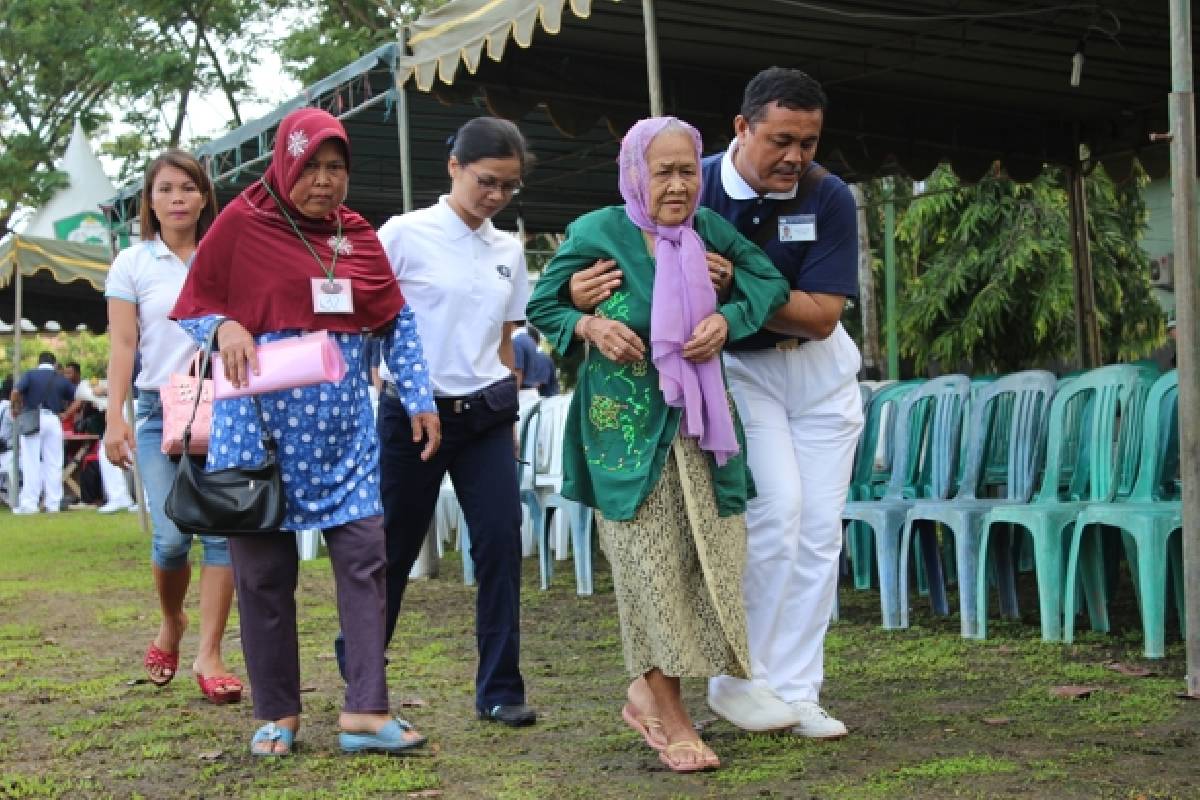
[160,352,213,455]
[212,330,348,399]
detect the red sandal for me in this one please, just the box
[143,642,179,687]
[195,672,243,705]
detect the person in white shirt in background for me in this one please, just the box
[63,362,137,513]
[0,376,13,502]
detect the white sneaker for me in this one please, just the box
[707,676,803,731]
[98,500,137,514]
[12,507,38,515]
[787,702,848,739]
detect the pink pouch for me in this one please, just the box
[212,330,348,399]
[161,352,213,455]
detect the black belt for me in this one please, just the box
[383,382,485,414]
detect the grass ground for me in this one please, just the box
[0,510,1196,799]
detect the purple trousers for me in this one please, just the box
[229,516,389,721]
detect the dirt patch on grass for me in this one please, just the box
[1,514,1197,799]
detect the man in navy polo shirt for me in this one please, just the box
[511,325,559,397]
[701,66,863,740]
[569,67,862,739]
[10,352,78,514]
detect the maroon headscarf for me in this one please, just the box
[172,108,404,335]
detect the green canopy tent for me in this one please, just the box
[0,233,112,512]
[0,233,111,374]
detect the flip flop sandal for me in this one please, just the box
[196,673,243,705]
[659,740,720,773]
[143,642,179,688]
[339,718,427,755]
[621,703,667,751]
[250,722,296,757]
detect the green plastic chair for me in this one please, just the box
[845,380,923,591]
[841,374,970,628]
[1063,370,1183,658]
[935,375,1005,589]
[899,370,1057,637]
[974,364,1152,641]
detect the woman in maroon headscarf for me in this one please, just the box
[172,108,441,757]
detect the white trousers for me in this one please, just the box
[722,324,863,704]
[98,443,134,506]
[18,410,64,512]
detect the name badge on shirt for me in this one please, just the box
[311,278,355,314]
[779,214,817,243]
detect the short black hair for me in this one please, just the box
[740,67,828,124]
[449,117,534,173]
[37,352,56,366]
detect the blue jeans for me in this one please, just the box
[135,390,230,570]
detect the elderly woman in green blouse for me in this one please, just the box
[526,116,787,773]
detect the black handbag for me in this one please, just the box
[163,331,285,536]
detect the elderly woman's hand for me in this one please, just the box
[682,312,729,363]
[215,320,260,389]
[411,411,441,461]
[576,315,646,363]
[568,259,624,311]
[706,252,733,297]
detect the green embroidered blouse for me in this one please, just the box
[525,206,789,521]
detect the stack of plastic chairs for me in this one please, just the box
[974,364,1153,641]
[844,380,922,591]
[1063,369,1183,658]
[520,392,594,595]
[841,374,971,628]
[898,371,1057,637]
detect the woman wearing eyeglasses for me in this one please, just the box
[366,117,537,727]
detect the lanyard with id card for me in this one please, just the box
[260,178,355,315]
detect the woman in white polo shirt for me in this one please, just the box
[104,150,242,705]
[371,117,536,727]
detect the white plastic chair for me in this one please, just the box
[295,528,324,560]
[523,392,595,595]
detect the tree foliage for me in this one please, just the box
[0,0,281,229]
[277,0,446,85]
[891,163,1163,374]
[0,0,134,234]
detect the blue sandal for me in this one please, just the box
[339,717,427,754]
[250,722,296,757]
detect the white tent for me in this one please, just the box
[23,121,116,245]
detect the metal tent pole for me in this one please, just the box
[8,265,22,506]
[396,32,415,214]
[1167,0,1199,697]
[642,0,664,116]
[883,178,898,379]
[1067,162,1102,369]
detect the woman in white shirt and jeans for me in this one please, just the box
[104,150,242,705]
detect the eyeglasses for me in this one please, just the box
[464,164,523,196]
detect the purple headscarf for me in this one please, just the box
[618,116,739,466]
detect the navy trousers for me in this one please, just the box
[374,383,527,712]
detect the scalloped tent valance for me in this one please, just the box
[396,0,1188,183]
[400,0,599,92]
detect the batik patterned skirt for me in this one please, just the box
[596,436,751,679]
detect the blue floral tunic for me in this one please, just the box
[179,306,435,531]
